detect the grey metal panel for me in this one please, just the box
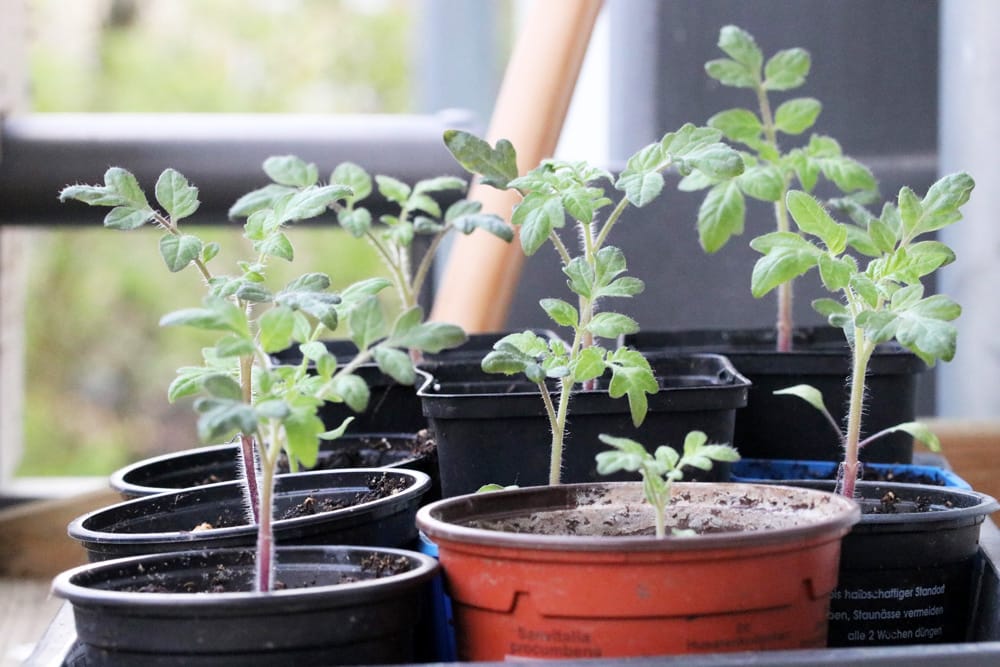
[0,110,478,225]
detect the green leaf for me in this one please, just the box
[348,296,386,351]
[443,130,519,189]
[749,233,820,297]
[785,190,847,253]
[572,346,606,383]
[598,276,645,299]
[906,241,956,278]
[608,362,658,427]
[158,234,203,273]
[202,374,244,401]
[818,155,877,194]
[331,162,372,203]
[717,25,763,71]
[318,416,355,441]
[263,155,318,187]
[595,434,649,475]
[283,410,323,470]
[883,422,941,453]
[850,274,880,309]
[375,174,411,205]
[330,373,370,413]
[818,254,853,291]
[228,184,296,218]
[202,241,220,264]
[104,167,151,209]
[540,298,578,328]
[390,320,466,354]
[259,305,296,354]
[738,165,784,202]
[763,47,811,90]
[215,334,256,358]
[154,168,200,221]
[194,398,257,442]
[338,208,372,237]
[587,312,639,339]
[281,184,352,222]
[160,297,248,336]
[774,98,822,135]
[373,346,416,384]
[563,257,595,299]
[705,58,755,88]
[260,231,294,261]
[912,172,975,235]
[774,384,829,413]
[698,181,746,253]
[285,272,332,293]
[615,143,666,207]
[448,206,514,242]
[707,108,762,144]
[104,206,154,231]
[513,193,563,255]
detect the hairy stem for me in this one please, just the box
[537,380,564,486]
[840,332,874,498]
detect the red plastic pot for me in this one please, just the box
[417,482,860,660]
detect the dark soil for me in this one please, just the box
[863,489,954,515]
[278,432,434,472]
[279,472,410,520]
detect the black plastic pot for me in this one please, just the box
[625,327,927,463]
[52,545,439,666]
[418,353,750,497]
[68,469,430,561]
[790,480,998,647]
[270,333,560,436]
[109,433,435,499]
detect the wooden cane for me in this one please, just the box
[430,0,604,331]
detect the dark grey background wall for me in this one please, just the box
[500,0,941,413]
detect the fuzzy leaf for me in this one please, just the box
[443,130,519,190]
[774,98,821,135]
[786,190,847,253]
[773,384,829,413]
[513,193,563,255]
[263,155,318,188]
[587,312,639,339]
[330,373,370,413]
[158,234,203,273]
[259,305,296,354]
[540,298,579,328]
[698,181,746,252]
[708,108,762,143]
[764,47,810,90]
[373,346,416,385]
[705,58,755,88]
[738,165,784,202]
[331,162,373,203]
[718,25,763,71]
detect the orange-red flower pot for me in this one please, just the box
[417,482,859,660]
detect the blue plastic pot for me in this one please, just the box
[732,458,971,489]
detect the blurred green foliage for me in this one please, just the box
[19,0,413,476]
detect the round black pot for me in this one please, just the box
[418,353,750,497]
[793,480,997,647]
[69,469,431,562]
[109,433,437,499]
[626,327,927,463]
[52,545,439,666]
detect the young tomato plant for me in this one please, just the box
[445,125,744,485]
[596,431,740,538]
[685,25,878,351]
[230,160,513,319]
[59,156,472,592]
[750,172,974,497]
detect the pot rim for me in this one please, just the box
[70,468,430,545]
[417,481,860,552]
[52,545,439,610]
[109,433,423,497]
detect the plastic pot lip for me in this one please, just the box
[109,433,423,497]
[794,480,999,528]
[416,481,860,553]
[625,326,927,375]
[416,352,750,401]
[69,468,431,546]
[731,458,973,490]
[51,545,440,610]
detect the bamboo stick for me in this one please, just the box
[430,0,604,331]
